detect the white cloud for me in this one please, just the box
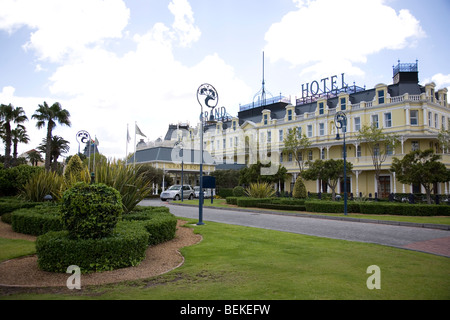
[423,73,450,92]
[0,0,251,159]
[0,0,130,62]
[264,0,425,79]
[168,0,201,47]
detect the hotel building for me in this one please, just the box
[137,61,450,197]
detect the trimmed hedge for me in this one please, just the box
[0,198,40,216]
[60,182,123,240]
[217,188,234,199]
[236,197,272,208]
[123,206,177,245]
[359,202,450,216]
[305,201,360,213]
[226,197,238,205]
[11,205,64,236]
[36,220,149,273]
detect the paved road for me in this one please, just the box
[139,199,450,258]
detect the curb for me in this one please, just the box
[168,202,450,231]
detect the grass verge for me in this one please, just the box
[2,218,449,300]
[0,238,36,262]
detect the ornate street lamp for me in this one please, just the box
[76,130,91,171]
[196,83,219,225]
[334,111,348,216]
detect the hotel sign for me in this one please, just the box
[301,73,348,98]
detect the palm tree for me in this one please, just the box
[38,136,70,171]
[0,104,28,168]
[32,102,71,171]
[27,149,44,166]
[11,125,30,166]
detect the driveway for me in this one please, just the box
[139,199,450,258]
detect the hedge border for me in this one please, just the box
[123,206,177,245]
[0,198,40,216]
[11,205,64,236]
[36,220,149,273]
[225,196,449,216]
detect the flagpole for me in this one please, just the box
[133,121,137,167]
[126,124,129,165]
[93,135,96,173]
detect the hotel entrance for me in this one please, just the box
[379,176,391,198]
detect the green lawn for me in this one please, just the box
[2,218,449,300]
[0,238,35,262]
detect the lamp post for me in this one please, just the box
[175,141,184,202]
[76,130,91,171]
[334,111,348,216]
[196,83,219,225]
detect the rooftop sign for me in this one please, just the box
[301,73,348,98]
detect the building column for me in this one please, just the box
[353,170,361,196]
[392,171,396,194]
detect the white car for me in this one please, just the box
[194,186,215,198]
[160,185,195,201]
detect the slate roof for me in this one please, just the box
[134,146,215,166]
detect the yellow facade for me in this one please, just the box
[182,76,450,198]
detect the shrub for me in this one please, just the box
[36,220,148,273]
[233,186,245,197]
[0,198,40,216]
[256,203,306,211]
[293,176,307,199]
[20,170,65,202]
[0,165,44,196]
[359,202,450,216]
[305,201,360,213]
[123,206,177,245]
[11,204,64,235]
[94,161,152,213]
[60,182,123,239]
[217,188,234,199]
[226,197,238,205]
[64,154,85,181]
[245,182,276,198]
[236,197,272,207]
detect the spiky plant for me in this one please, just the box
[93,160,152,213]
[245,182,276,198]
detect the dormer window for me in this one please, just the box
[233,120,237,131]
[263,114,268,125]
[287,109,293,121]
[377,90,385,104]
[319,102,324,115]
[340,97,346,111]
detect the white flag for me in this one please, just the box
[135,124,146,137]
[127,127,131,143]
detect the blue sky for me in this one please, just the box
[1,0,449,160]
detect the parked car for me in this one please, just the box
[194,186,215,198]
[160,185,195,201]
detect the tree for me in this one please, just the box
[27,149,44,166]
[292,176,307,199]
[283,127,311,175]
[437,127,450,153]
[303,159,353,201]
[0,104,28,168]
[356,124,399,197]
[32,102,71,171]
[210,169,240,188]
[38,136,70,172]
[239,161,287,186]
[11,126,30,166]
[64,154,86,183]
[391,149,450,204]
